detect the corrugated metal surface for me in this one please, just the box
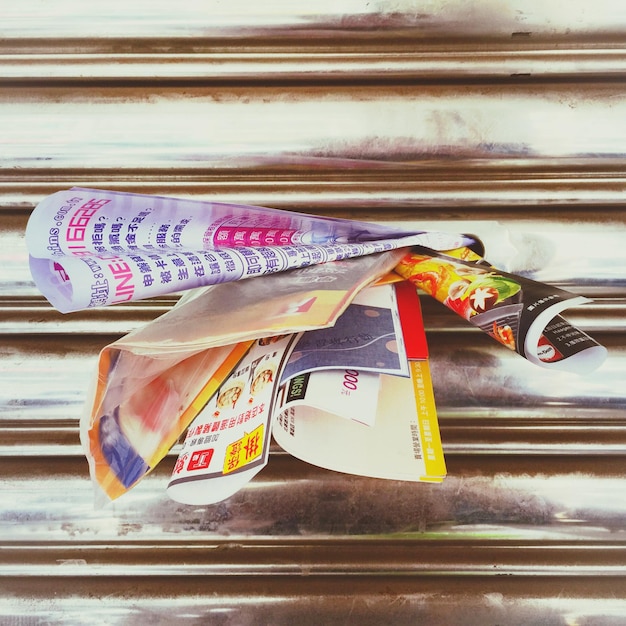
[1,2,625,624]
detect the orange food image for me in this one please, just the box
[492,322,516,350]
[399,259,451,301]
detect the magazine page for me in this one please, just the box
[26,187,472,258]
[279,282,410,381]
[83,340,252,503]
[272,360,445,483]
[119,250,406,355]
[25,188,476,312]
[167,335,300,506]
[395,247,607,374]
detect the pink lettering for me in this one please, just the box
[108,258,135,303]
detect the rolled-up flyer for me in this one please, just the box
[26,188,476,313]
[395,247,607,374]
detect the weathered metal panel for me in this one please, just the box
[0,2,625,624]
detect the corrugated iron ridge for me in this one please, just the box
[3,48,626,81]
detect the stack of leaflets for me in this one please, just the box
[23,189,606,505]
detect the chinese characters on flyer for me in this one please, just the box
[26,187,473,312]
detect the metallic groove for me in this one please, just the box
[3,49,626,82]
